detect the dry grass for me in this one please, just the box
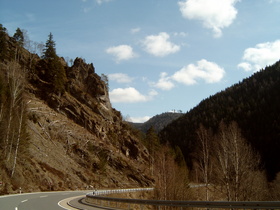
[0,91,153,195]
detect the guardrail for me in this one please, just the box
[90,188,154,196]
[84,188,280,209]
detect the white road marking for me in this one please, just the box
[15,208,18,210]
[58,195,85,210]
[21,199,28,203]
[40,195,48,198]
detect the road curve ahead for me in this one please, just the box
[0,190,93,210]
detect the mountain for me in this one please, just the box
[130,112,184,133]
[0,29,153,194]
[160,60,280,181]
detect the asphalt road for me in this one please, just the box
[0,190,93,210]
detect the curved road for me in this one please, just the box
[0,190,93,210]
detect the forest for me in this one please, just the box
[160,59,280,200]
[1,24,280,201]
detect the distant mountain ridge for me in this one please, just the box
[130,112,184,133]
[160,60,280,181]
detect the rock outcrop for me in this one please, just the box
[0,33,153,194]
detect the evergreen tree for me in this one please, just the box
[13,28,24,47]
[42,33,56,59]
[0,24,8,61]
[145,126,160,152]
[37,33,67,94]
[145,126,160,176]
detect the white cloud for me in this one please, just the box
[172,59,225,85]
[238,40,280,72]
[173,32,188,37]
[152,60,225,90]
[142,32,180,57]
[268,0,280,3]
[126,116,151,123]
[237,62,252,72]
[131,27,141,34]
[109,87,157,103]
[108,73,134,83]
[178,0,239,38]
[106,45,137,63]
[154,72,175,90]
[83,7,92,13]
[96,0,112,4]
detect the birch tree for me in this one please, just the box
[0,61,27,177]
[213,121,265,201]
[196,124,213,201]
[11,100,25,177]
[154,145,189,206]
[4,62,24,158]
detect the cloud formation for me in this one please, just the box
[154,72,175,90]
[109,87,157,103]
[238,40,280,72]
[106,45,137,63]
[108,73,134,83]
[178,0,239,38]
[173,32,188,37]
[126,116,151,123]
[142,32,180,57]
[172,59,225,85]
[131,27,141,34]
[268,0,280,3]
[96,0,112,4]
[152,60,225,91]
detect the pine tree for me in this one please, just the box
[38,33,67,94]
[42,33,56,59]
[13,28,24,47]
[145,126,160,176]
[0,24,8,61]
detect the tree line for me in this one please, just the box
[160,60,280,200]
[144,126,190,203]
[195,122,268,201]
[0,25,67,179]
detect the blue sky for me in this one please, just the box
[1,0,280,122]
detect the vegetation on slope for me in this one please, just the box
[131,112,184,133]
[160,60,280,200]
[0,25,191,201]
[0,25,154,194]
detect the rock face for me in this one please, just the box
[66,58,112,121]
[0,35,153,194]
[67,58,111,110]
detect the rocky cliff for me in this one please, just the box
[0,33,153,194]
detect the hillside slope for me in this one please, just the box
[160,60,280,181]
[0,31,153,194]
[131,112,184,133]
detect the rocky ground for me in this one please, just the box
[0,35,154,194]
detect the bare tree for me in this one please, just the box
[196,124,213,201]
[4,62,24,158]
[214,123,232,200]
[213,121,266,201]
[269,172,280,200]
[23,30,44,71]
[11,101,25,177]
[154,145,189,207]
[1,62,26,177]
